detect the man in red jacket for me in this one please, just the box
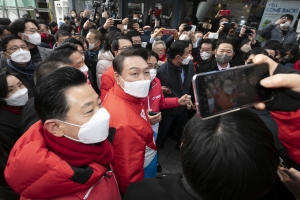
[102,47,157,194]
[5,67,121,200]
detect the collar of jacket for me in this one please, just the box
[168,58,183,73]
[112,83,144,104]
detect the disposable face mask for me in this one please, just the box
[224,87,233,95]
[80,64,89,75]
[89,43,95,50]
[200,51,211,60]
[280,21,290,28]
[119,76,151,98]
[5,88,28,106]
[216,54,232,64]
[75,23,79,26]
[240,45,251,53]
[22,32,41,45]
[58,108,110,144]
[181,55,191,65]
[150,69,157,81]
[96,16,100,19]
[9,49,31,63]
[179,34,190,41]
[208,98,214,113]
[71,13,76,17]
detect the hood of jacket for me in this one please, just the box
[98,49,114,61]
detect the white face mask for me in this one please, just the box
[200,51,211,60]
[224,87,233,95]
[150,69,157,81]
[5,88,28,106]
[119,76,151,98]
[89,43,95,50]
[280,21,290,28]
[22,32,41,45]
[208,98,214,114]
[58,108,110,144]
[71,13,76,17]
[179,34,190,41]
[181,55,191,65]
[80,64,89,75]
[8,49,31,63]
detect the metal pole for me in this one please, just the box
[2,0,5,18]
[14,0,20,19]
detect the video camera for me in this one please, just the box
[244,22,257,36]
[93,1,101,7]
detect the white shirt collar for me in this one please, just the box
[217,62,230,71]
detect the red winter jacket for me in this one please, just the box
[292,60,300,71]
[4,121,121,200]
[103,84,157,194]
[142,77,179,112]
[100,65,115,101]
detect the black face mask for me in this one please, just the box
[133,44,142,48]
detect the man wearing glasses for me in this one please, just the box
[9,18,52,66]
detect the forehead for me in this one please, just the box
[218,43,233,50]
[123,56,148,70]
[25,22,38,29]
[87,32,95,38]
[155,44,165,49]
[148,56,157,63]
[119,39,131,46]
[65,84,96,108]
[6,75,20,85]
[201,43,212,48]
[132,36,141,40]
[58,35,70,41]
[220,18,228,21]
[7,39,26,46]
[39,24,47,29]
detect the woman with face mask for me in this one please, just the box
[0,69,28,143]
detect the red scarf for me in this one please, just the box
[43,126,114,167]
[0,105,23,114]
[159,53,167,62]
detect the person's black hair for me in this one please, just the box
[0,18,11,26]
[265,40,282,50]
[62,37,84,50]
[1,35,25,52]
[64,16,71,21]
[181,109,278,200]
[113,47,148,75]
[49,21,58,28]
[9,18,39,35]
[281,14,294,22]
[71,10,77,14]
[88,29,104,42]
[49,43,78,64]
[69,20,76,26]
[169,40,189,60]
[34,67,87,123]
[0,68,24,106]
[151,26,162,33]
[54,30,71,42]
[34,60,68,84]
[183,17,191,24]
[125,29,141,38]
[283,43,299,56]
[37,19,46,25]
[277,49,286,59]
[200,39,216,50]
[58,24,73,34]
[216,39,235,52]
[263,45,278,57]
[103,30,122,51]
[147,50,159,61]
[111,36,132,52]
[0,25,10,36]
[244,47,268,61]
[22,14,31,19]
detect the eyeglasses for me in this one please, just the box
[24,29,40,34]
[148,64,159,69]
[78,50,86,55]
[6,45,29,52]
[118,45,132,50]
[154,48,165,53]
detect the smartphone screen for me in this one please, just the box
[192,63,273,119]
[208,33,218,39]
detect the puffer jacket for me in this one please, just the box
[96,50,114,88]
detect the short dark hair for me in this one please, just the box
[263,45,278,57]
[1,35,25,52]
[111,36,132,52]
[64,16,71,21]
[200,39,216,50]
[281,14,294,21]
[0,18,11,26]
[73,35,89,49]
[181,109,278,200]
[58,24,73,34]
[216,39,234,52]
[0,25,10,36]
[54,30,71,42]
[34,60,68,84]
[103,30,122,51]
[283,43,299,56]
[265,40,282,50]
[125,29,141,38]
[0,68,23,106]
[9,18,39,35]
[147,50,159,61]
[49,43,78,64]
[62,37,84,50]
[113,47,148,75]
[37,19,46,25]
[169,40,189,60]
[49,21,58,28]
[244,47,269,61]
[88,29,104,42]
[34,67,87,123]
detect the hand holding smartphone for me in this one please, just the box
[192,63,273,119]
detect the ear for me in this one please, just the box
[232,51,235,57]
[213,49,217,55]
[44,119,64,137]
[17,32,23,38]
[114,72,120,85]
[2,52,10,59]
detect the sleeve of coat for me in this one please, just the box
[260,23,276,38]
[112,125,145,194]
[100,73,114,101]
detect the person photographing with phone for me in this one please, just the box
[261,14,297,46]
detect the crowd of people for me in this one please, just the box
[0,6,299,200]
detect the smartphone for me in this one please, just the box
[113,19,122,26]
[191,25,196,33]
[192,63,273,119]
[163,29,175,35]
[223,23,234,30]
[149,111,159,116]
[279,157,288,169]
[208,32,219,39]
[220,10,231,16]
[89,9,95,22]
[128,19,138,29]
